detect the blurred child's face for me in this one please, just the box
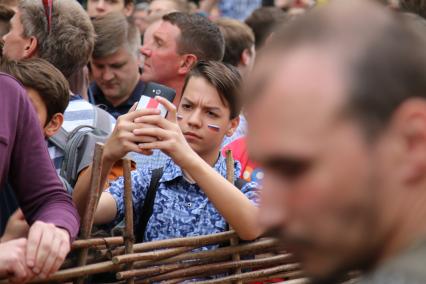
[26,88,62,139]
[87,0,133,18]
[177,76,239,157]
[26,88,48,129]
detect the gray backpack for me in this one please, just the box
[49,107,113,190]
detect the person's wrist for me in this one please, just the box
[102,148,118,165]
[180,149,202,172]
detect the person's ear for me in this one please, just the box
[240,48,251,67]
[43,113,64,138]
[394,99,426,184]
[226,115,240,137]
[177,54,197,75]
[124,2,135,17]
[23,36,38,58]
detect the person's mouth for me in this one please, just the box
[102,82,118,89]
[184,131,202,141]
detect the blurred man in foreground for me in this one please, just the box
[247,0,426,283]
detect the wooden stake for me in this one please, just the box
[225,150,242,284]
[75,143,104,284]
[123,158,135,284]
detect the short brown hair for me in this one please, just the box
[19,0,95,79]
[92,12,141,59]
[245,7,287,49]
[0,58,69,124]
[0,4,13,37]
[215,18,254,67]
[182,61,242,119]
[400,0,426,18]
[162,12,225,61]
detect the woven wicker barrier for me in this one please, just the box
[0,144,306,284]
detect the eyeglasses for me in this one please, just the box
[42,0,53,33]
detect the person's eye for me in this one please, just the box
[111,63,125,69]
[181,104,192,110]
[280,161,310,180]
[269,159,311,181]
[207,111,219,118]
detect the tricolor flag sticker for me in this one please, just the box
[136,95,167,117]
[207,124,221,132]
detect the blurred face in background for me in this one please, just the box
[148,0,178,19]
[87,0,134,18]
[91,46,140,106]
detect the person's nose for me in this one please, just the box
[96,0,106,12]
[258,173,289,232]
[187,109,203,129]
[140,45,152,58]
[102,67,114,82]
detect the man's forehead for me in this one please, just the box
[247,47,349,160]
[182,78,226,109]
[250,46,348,115]
[155,20,180,39]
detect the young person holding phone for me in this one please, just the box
[73,61,263,242]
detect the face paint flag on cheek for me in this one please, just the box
[177,114,183,120]
[207,124,221,132]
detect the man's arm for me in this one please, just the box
[72,108,160,224]
[2,74,77,279]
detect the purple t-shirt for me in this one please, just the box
[0,73,79,240]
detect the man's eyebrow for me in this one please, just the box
[181,97,194,104]
[203,106,222,112]
[182,97,223,112]
[153,34,164,42]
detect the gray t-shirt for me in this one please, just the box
[358,240,426,284]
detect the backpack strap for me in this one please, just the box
[235,178,247,190]
[93,106,113,133]
[136,167,164,242]
[48,127,69,151]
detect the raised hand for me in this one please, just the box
[133,96,197,168]
[103,107,161,163]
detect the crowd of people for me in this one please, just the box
[1,0,426,283]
